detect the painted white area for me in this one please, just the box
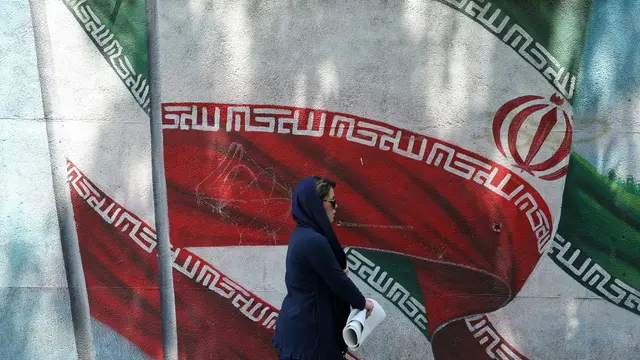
[188,245,433,359]
[487,255,640,359]
[0,119,78,358]
[0,79,77,360]
[43,0,146,122]
[92,318,153,360]
[0,287,78,359]
[188,245,287,307]
[0,120,69,288]
[0,0,43,120]
[0,0,77,355]
[42,0,156,226]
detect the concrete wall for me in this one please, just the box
[2,0,639,359]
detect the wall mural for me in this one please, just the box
[55,0,639,359]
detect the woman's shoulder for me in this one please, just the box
[290,228,329,252]
[292,226,327,241]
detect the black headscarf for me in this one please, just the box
[291,176,347,269]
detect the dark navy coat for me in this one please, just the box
[272,177,365,360]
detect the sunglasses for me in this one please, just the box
[324,199,337,208]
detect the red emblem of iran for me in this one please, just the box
[493,93,573,181]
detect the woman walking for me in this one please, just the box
[272,176,373,360]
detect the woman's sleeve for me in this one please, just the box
[306,237,366,310]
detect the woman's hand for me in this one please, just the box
[364,299,374,318]
[343,266,349,275]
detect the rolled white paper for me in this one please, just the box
[342,298,386,349]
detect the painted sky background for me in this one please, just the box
[573,0,640,178]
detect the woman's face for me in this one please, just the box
[322,187,337,223]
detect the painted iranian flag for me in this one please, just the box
[60,0,640,358]
[158,1,586,358]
